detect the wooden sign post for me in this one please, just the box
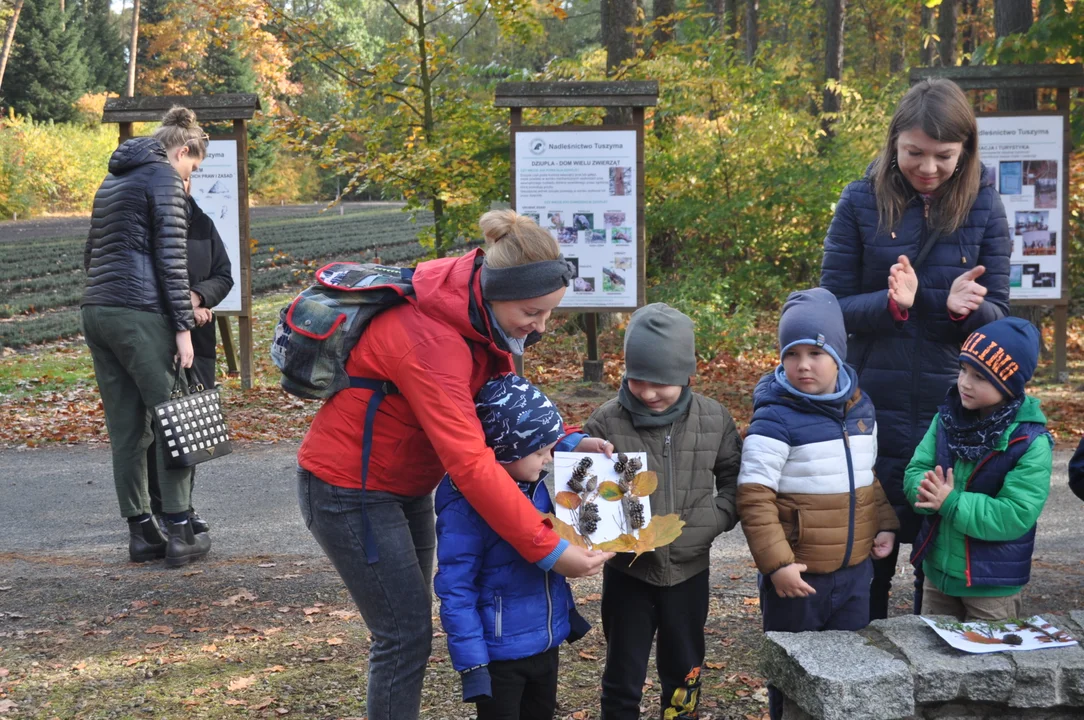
[495,82,658,382]
[102,94,261,389]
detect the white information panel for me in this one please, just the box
[188,139,242,312]
[977,115,1065,301]
[514,130,638,309]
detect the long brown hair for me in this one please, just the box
[871,78,980,234]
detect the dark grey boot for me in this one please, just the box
[165,520,211,568]
[128,519,167,563]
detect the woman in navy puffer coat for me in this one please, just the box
[820,79,1011,619]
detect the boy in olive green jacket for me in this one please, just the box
[905,317,1052,622]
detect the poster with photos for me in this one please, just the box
[514,130,639,309]
[977,114,1064,301]
[188,140,243,312]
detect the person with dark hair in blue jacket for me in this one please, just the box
[820,78,1011,619]
[1069,437,1084,502]
[434,373,591,720]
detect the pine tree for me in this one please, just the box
[80,0,125,93]
[2,0,89,121]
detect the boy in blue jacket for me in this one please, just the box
[435,373,590,720]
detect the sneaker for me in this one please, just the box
[189,510,210,536]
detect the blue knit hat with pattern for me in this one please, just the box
[959,317,1039,399]
[475,374,564,463]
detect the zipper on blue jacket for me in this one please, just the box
[840,421,856,570]
[495,596,502,638]
[545,572,553,649]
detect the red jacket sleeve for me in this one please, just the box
[390,334,559,563]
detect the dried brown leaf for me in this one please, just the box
[544,513,589,549]
[228,675,257,691]
[555,491,581,510]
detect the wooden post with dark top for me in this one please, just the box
[909,64,1083,384]
[103,94,261,389]
[495,81,658,383]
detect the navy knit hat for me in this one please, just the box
[475,374,564,463]
[778,288,848,367]
[959,317,1039,399]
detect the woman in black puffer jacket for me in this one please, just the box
[148,187,234,536]
[82,106,210,567]
[820,79,1011,620]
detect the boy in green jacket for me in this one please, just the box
[905,317,1052,621]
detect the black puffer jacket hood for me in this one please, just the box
[83,137,194,331]
[108,136,169,175]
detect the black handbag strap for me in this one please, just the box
[170,364,202,398]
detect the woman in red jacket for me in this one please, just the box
[296,209,613,720]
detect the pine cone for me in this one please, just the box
[627,456,643,474]
[585,475,598,493]
[613,452,628,473]
[628,499,645,529]
[618,478,630,494]
[579,502,600,535]
[567,476,584,493]
[623,466,637,484]
[1003,633,1024,646]
[576,457,593,473]
[579,515,599,536]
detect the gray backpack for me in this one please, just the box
[271,262,415,401]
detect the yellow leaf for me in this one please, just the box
[555,491,581,510]
[326,637,344,645]
[630,471,658,497]
[597,481,625,501]
[628,514,685,563]
[545,513,589,549]
[596,533,638,553]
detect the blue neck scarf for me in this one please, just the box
[773,363,853,403]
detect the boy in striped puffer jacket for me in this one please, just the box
[737,288,899,720]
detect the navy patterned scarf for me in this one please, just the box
[939,387,1025,462]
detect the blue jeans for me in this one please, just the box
[760,558,873,720]
[297,468,436,720]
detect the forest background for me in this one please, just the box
[0,0,1082,358]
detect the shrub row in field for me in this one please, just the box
[0,207,457,348]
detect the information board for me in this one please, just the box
[513,129,640,310]
[188,139,242,312]
[977,114,1065,301]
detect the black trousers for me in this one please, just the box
[600,566,709,720]
[475,647,559,720]
[869,540,925,621]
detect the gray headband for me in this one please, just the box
[480,256,575,301]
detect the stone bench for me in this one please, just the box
[762,611,1084,719]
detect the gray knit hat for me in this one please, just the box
[624,303,696,386]
[778,288,847,366]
